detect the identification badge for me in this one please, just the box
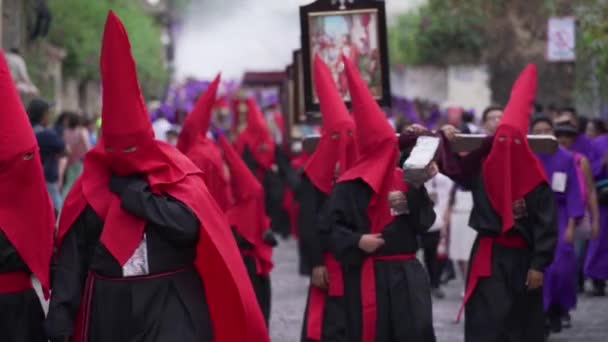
[551,172,567,193]
[388,191,409,216]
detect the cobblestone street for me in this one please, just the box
[270,238,608,342]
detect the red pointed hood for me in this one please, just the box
[338,55,397,194]
[214,96,229,110]
[99,10,160,177]
[178,74,232,211]
[0,50,54,298]
[220,135,263,202]
[177,74,221,154]
[482,64,547,232]
[219,136,273,275]
[304,55,358,193]
[234,98,276,170]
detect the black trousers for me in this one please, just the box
[420,231,441,289]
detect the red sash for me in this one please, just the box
[305,253,344,340]
[456,233,527,322]
[361,253,416,342]
[0,272,31,293]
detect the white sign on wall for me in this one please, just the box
[547,17,576,62]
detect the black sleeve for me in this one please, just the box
[231,227,254,250]
[436,132,492,189]
[404,185,437,234]
[527,183,558,272]
[241,147,259,174]
[298,175,326,268]
[45,208,96,338]
[322,180,373,266]
[398,130,421,151]
[275,147,297,187]
[119,181,200,245]
[0,231,29,272]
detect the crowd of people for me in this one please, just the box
[26,100,97,213]
[2,9,608,342]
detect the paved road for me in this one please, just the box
[269,238,608,342]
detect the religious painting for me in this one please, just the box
[300,0,391,112]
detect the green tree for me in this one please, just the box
[388,11,422,65]
[576,1,608,103]
[388,0,586,107]
[46,0,167,97]
[388,0,489,66]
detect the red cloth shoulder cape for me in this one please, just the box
[219,136,273,275]
[186,138,233,212]
[57,143,269,342]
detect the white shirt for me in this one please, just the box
[425,173,454,232]
[152,118,172,142]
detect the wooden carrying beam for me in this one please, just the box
[302,133,558,154]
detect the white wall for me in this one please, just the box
[391,64,491,118]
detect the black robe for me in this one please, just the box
[232,227,272,325]
[242,146,290,238]
[297,175,326,275]
[324,179,437,342]
[465,178,556,342]
[45,181,213,342]
[0,231,46,342]
[298,175,347,342]
[439,140,557,342]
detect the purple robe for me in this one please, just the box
[585,133,608,279]
[571,134,603,178]
[537,147,585,311]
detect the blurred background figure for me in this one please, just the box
[61,111,90,196]
[586,118,607,139]
[165,125,180,146]
[27,98,66,213]
[423,172,454,299]
[481,105,504,135]
[5,48,39,98]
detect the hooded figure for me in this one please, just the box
[0,50,54,342]
[177,74,232,211]
[218,135,276,325]
[584,130,608,296]
[534,142,584,333]
[235,98,291,238]
[324,56,437,342]
[45,12,269,342]
[234,98,276,174]
[299,56,357,342]
[436,65,557,342]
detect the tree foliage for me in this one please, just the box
[46,0,167,97]
[388,0,597,108]
[576,1,608,86]
[389,0,491,66]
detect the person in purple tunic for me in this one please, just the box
[585,131,608,295]
[555,108,606,295]
[555,108,603,178]
[531,116,585,336]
